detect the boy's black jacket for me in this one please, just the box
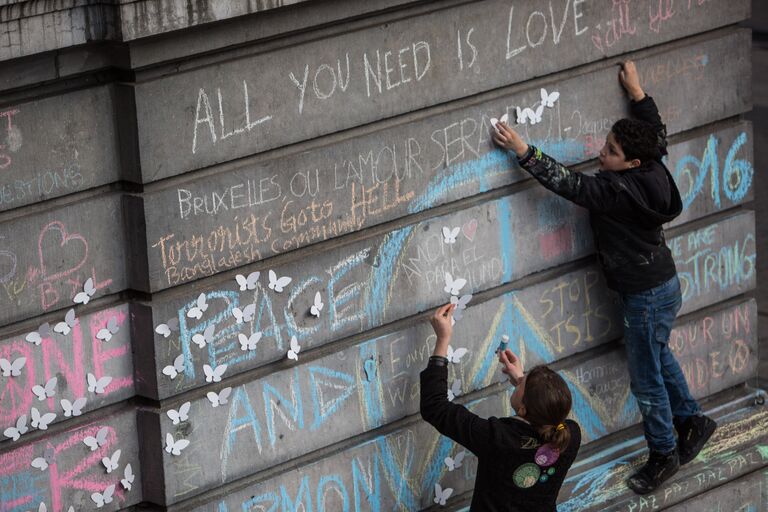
[420,363,581,511]
[518,95,682,293]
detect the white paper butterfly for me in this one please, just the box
[165,433,190,456]
[96,317,119,342]
[442,226,460,244]
[443,272,467,296]
[232,303,256,324]
[527,104,545,125]
[54,309,77,336]
[167,401,191,425]
[162,354,185,380]
[26,322,51,346]
[30,407,56,430]
[30,503,47,512]
[31,456,49,471]
[450,294,472,320]
[91,484,115,508]
[310,291,324,317]
[490,113,509,129]
[87,373,112,394]
[0,357,26,377]
[434,483,454,506]
[83,426,109,451]
[207,386,232,407]
[540,88,560,108]
[32,377,57,401]
[235,271,260,291]
[187,293,209,320]
[155,317,179,338]
[102,449,121,473]
[121,463,135,491]
[515,106,529,124]
[73,278,96,305]
[445,450,467,471]
[239,332,262,351]
[4,414,28,441]
[447,379,462,402]
[61,397,87,417]
[447,345,469,364]
[286,336,301,361]
[192,324,215,349]
[268,270,292,293]
[203,363,227,383]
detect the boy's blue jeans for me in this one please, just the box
[620,275,701,454]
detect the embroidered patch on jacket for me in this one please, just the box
[513,463,541,488]
[512,444,560,489]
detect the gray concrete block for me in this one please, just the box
[0,406,142,511]
[133,1,750,181]
[0,194,132,327]
[0,303,136,441]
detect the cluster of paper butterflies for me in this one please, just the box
[2,278,118,445]
[490,88,561,127]
[433,448,469,506]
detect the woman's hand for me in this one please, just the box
[619,60,645,102]
[498,349,525,386]
[430,303,455,345]
[493,121,529,157]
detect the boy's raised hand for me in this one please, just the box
[430,303,455,344]
[498,348,525,386]
[493,121,529,158]
[619,60,645,102]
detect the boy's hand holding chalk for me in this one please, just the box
[498,344,525,386]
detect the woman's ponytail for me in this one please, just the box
[537,422,572,453]
[521,366,574,453]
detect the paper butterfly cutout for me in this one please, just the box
[434,483,454,506]
[83,427,109,451]
[0,356,25,377]
[32,377,57,401]
[187,293,209,320]
[192,324,215,349]
[155,317,179,338]
[102,449,121,473]
[490,113,509,129]
[239,332,262,351]
[235,271,260,291]
[165,433,190,456]
[310,291,324,317]
[443,272,467,296]
[121,463,135,491]
[162,354,185,380]
[30,407,56,430]
[4,414,28,441]
[203,363,227,383]
[32,503,48,512]
[207,387,232,407]
[450,294,472,320]
[61,397,87,417]
[167,401,191,425]
[87,373,112,394]
[232,303,256,324]
[73,278,96,305]
[528,104,545,125]
[96,317,119,342]
[91,484,115,508]
[26,322,51,345]
[447,379,462,402]
[540,88,560,108]
[287,336,301,361]
[445,450,466,471]
[31,448,54,471]
[447,345,468,364]
[54,309,77,336]
[268,270,292,293]
[442,226,460,244]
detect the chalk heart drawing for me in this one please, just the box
[37,221,88,281]
[462,219,478,242]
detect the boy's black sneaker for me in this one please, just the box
[674,414,717,465]
[626,449,679,495]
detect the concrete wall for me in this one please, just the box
[0,1,762,511]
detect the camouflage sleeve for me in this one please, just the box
[630,95,668,158]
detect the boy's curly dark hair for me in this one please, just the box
[610,118,660,163]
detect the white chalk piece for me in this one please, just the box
[0,357,26,377]
[61,397,87,417]
[91,484,115,508]
[447,379,462,402]
[443,272,467,296]
[83,427,109,451]
[235,271,260,291]
[192,324,215,349]
[87,373,112,394]
[268,270,292,293]
[207,387,232,407]
[187,293,209,320]
[232,303,256,323]
[203,363,227,383]
[239,332,262,351]
[4,414,28,441]
[434,483,454,506]
[445,450,466,471]
[450,294,472,320]
[442,226,460,244]
[53,309,77,336]
[165,433,190,456]
[167,401,191,425]
[73,277,96,305]
[286,336,301,361]
[310,291,324,317]
[101,449,121,473]
[30,407,56,430]
[32,377,57,401]
[446,345,468,365]
[162,354,185,380]
[96,317,119,342]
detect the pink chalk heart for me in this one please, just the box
[462,219,478,241]
[37,221,88,282]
